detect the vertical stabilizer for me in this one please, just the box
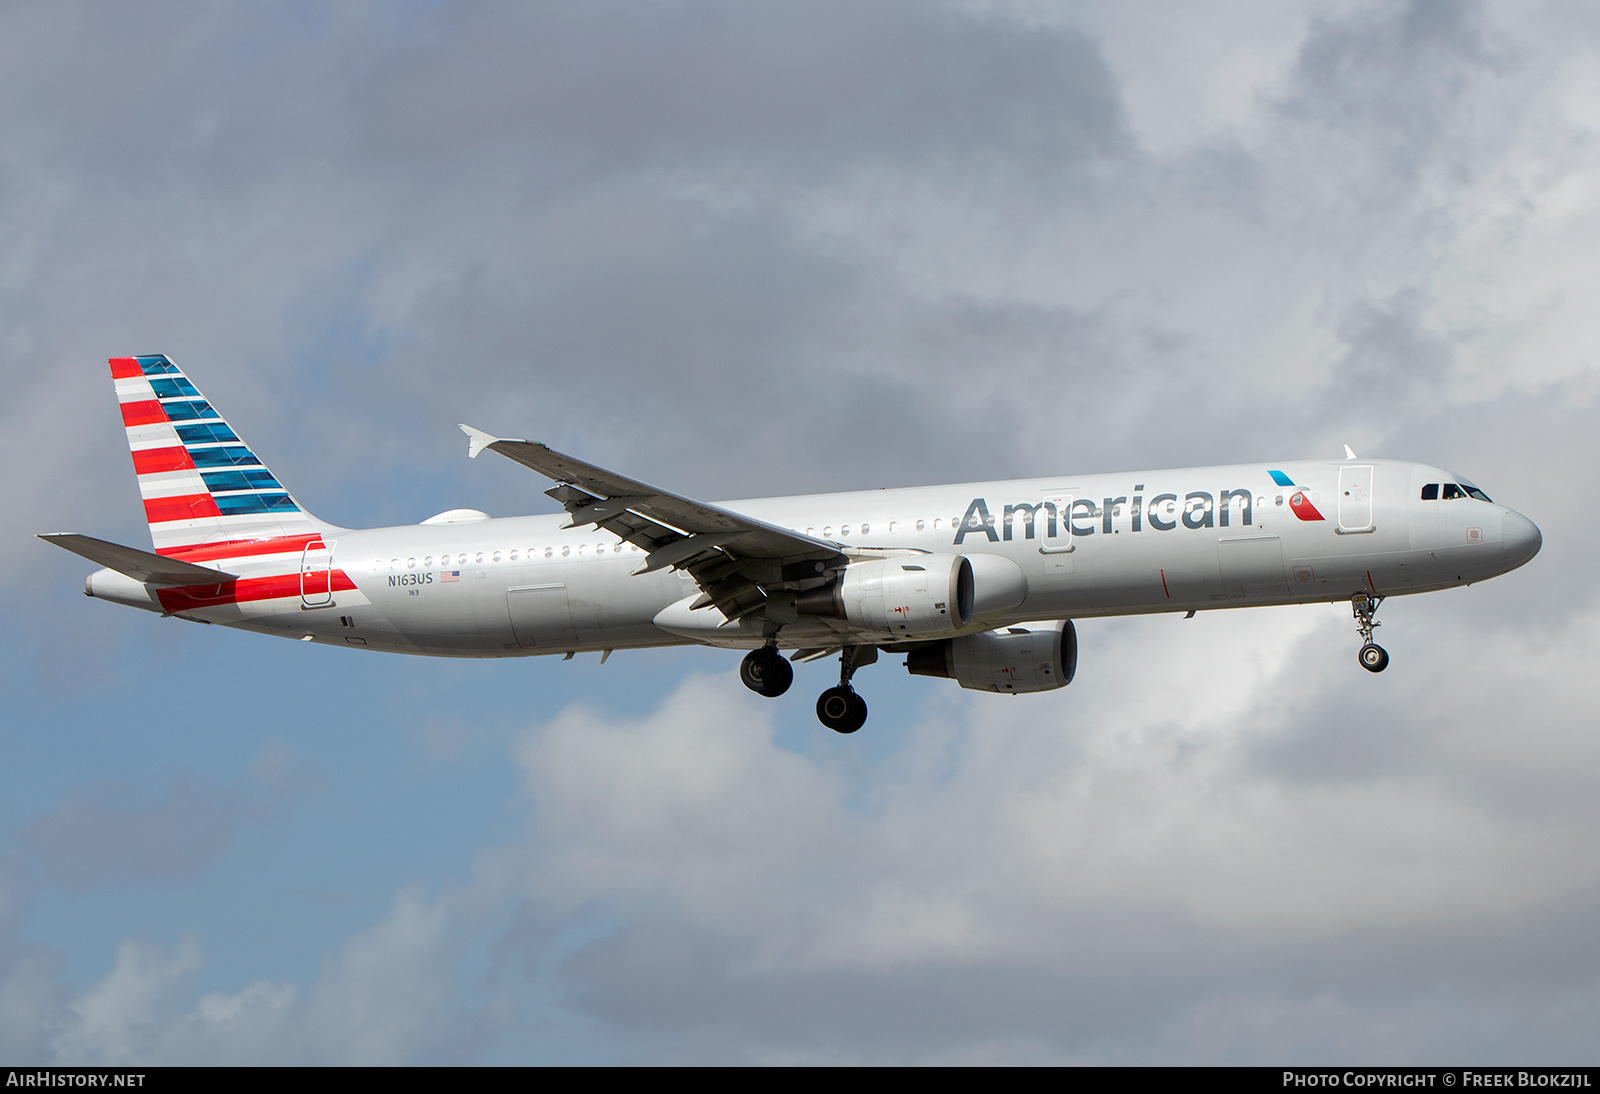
[110,355,329,555]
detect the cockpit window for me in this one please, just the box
[1424,481,1493,502]
[1437,483,1492,502]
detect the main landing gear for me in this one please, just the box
[739,644,876,733]
[816,688,867,734]
[739,644,794,698]
[1353,593,1389,673]
[816,646,875,734]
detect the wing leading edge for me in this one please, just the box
[460,426,846,622]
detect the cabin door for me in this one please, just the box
[300,540,334,607]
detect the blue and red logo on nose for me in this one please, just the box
[1270,470,1324,521]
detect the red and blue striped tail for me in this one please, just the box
[110,355,327,556]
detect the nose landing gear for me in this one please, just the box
[1353,594,1389,673]
[816,646,875,733]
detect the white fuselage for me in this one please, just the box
[90,457,1539,657]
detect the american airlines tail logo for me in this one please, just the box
[1269,470,1325,522]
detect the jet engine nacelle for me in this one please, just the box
[905,619,1077,693]
[797,554,975,637]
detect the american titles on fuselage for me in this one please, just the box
[954,487,1261,543]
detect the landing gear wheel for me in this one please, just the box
[740,647,793,697]
[816,686,868,734]
[1351,594,1389,674]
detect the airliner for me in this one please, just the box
[42,355,1542,733]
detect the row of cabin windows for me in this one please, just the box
[378,496,1296,569]
[1421,483,1492,502]
[386,543,640,569]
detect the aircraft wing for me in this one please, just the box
[39,533,240,586]
[461,426,846,621]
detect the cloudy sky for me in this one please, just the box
[3,0,1597,1064]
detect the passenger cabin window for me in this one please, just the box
[1422,483,1439,500]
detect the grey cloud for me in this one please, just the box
[1285,0,1500,157]
[23,783,239,888]
[348,2,1126,177]
[555,907,1600,1063]
[1329,288,1454,406]
[21,769,305,891]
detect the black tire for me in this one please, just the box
[844,690,868,733]
[1359,643,1389,673]
[816,686,867,733]
[740,648,794,697]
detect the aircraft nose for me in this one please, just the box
[1502,510,1542,571]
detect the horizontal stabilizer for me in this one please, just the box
[39,533,239,586]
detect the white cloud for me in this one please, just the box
[51,937,202,1064]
